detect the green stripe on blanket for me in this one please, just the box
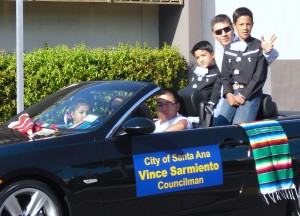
[252,144,290,158]
[244,125,283,136]
[258,169,294,183]
[239,120,297,204]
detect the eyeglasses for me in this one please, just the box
[156,102,177,109]
[214,26,231,35]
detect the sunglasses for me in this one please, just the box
[215,26,231,35]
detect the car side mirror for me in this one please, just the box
[122,117,155,135]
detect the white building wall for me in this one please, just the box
[0,2,159,53]
[169,0,202,62]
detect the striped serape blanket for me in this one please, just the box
[239,120,297,204]
[8,113,58,139]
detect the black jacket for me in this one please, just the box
[221,36,269,100]
[187,64,221,105]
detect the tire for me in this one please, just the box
[0,180,63,216]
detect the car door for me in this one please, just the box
[102,124,251,216]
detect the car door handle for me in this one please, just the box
[219,139,249,149]
[83,179,98,184]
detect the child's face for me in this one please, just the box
[194,50,215,68]
[233,15,253,41]
[71,103,90,124]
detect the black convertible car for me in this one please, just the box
[0,80,300,216]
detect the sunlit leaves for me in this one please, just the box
[0,42,187,124]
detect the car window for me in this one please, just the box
[32,83,138,130]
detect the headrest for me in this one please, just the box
[133,102,152,120]
[178,88,205,116]
[257,94,278,119]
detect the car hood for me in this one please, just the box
[0,128,30,146]
[0,128,73,146]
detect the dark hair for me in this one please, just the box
[191,41,214,57]
[108,95,126,110]
[109,95,126,105]
[232,7,253,24]
[210,14,232,31]
[70,98,89,112]
[156,88,180,103]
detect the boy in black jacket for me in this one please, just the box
[188,40,222,110]
[214,7,269,126]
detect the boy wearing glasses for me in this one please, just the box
[154,88,192,133]
[189,40,222,110]
[214,7,269,125]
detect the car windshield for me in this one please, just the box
[31,81,144,130]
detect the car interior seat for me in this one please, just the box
[178,88,203,117]
[178,87,212,128]
[131,102,153,120]
[256,94,278,120]
[178,88,278,127]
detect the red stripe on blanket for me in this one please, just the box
[10,114,34,135]
[256,162,292,174]
[251,138,289,149]
[12,114,32,129]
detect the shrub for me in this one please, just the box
[0,42,188,124]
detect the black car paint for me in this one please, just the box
[0,81,299,216]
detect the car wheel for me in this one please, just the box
[0,180,63,216]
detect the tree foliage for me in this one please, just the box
[0,43,188,124]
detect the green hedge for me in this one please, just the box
[0,43,188,124]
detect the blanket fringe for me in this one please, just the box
[263,194,269,205]
[263,187,299,205]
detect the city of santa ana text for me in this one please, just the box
[133,144,223,197]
